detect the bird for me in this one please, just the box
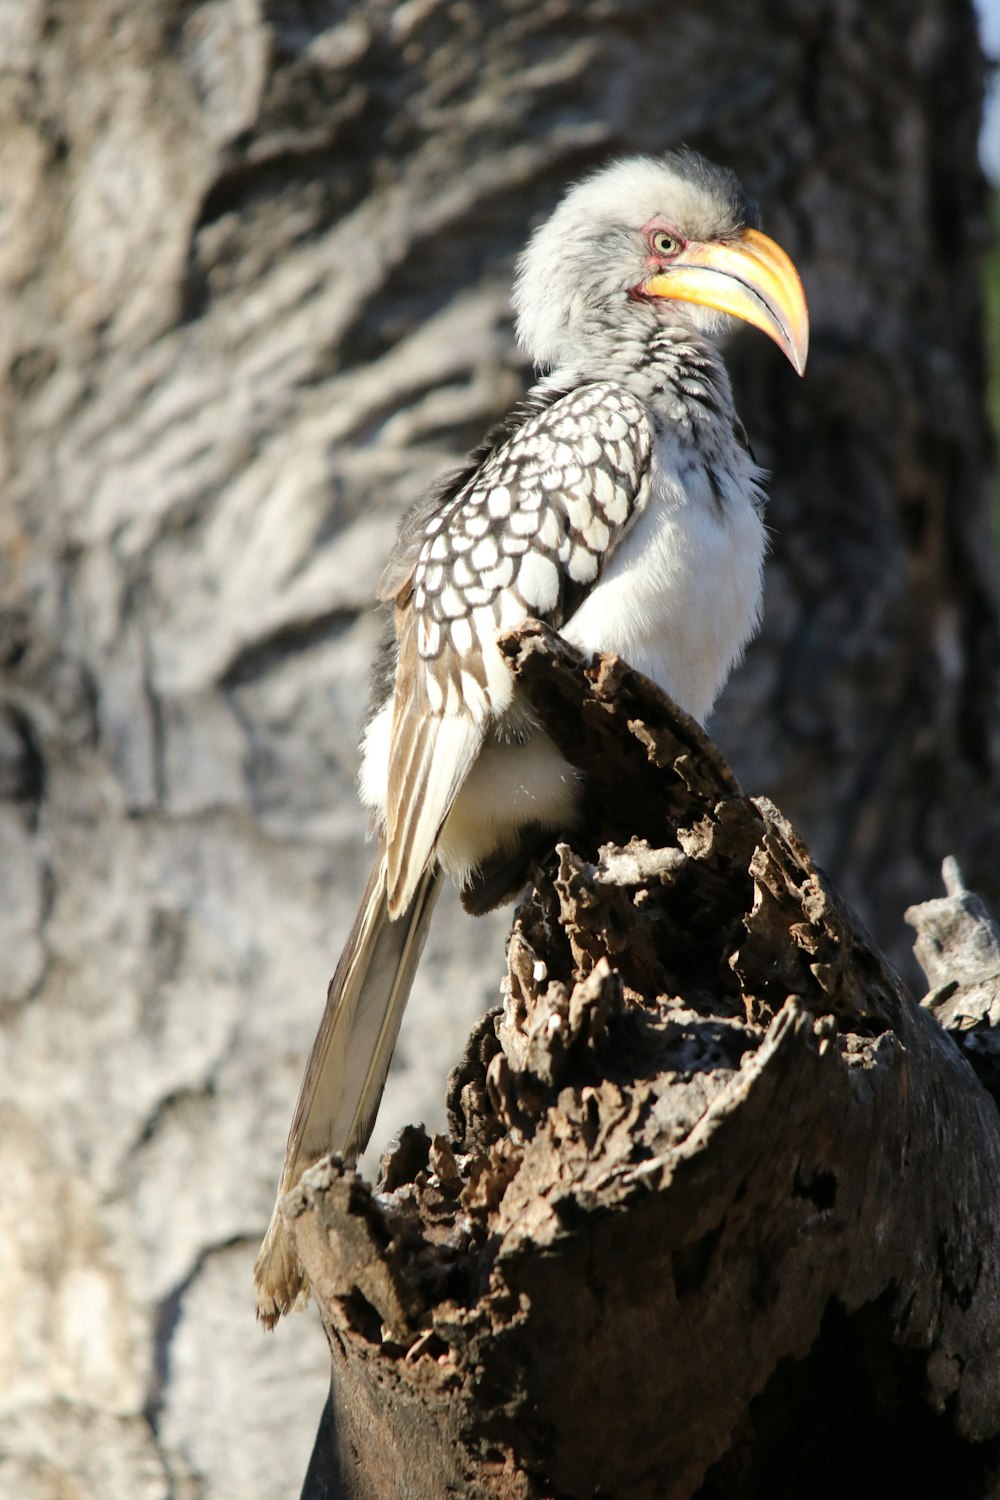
[254,148,808,1324]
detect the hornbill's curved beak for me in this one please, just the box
[643,227,809,376]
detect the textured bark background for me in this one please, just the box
[0,2,996,1498]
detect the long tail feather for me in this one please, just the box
[254,848,443,1325]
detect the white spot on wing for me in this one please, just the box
[438,585,466,620]
[450,615,474,655]
[564,492,597,534]
[480,555,515,591]
[537,509,563,550]
[594,467,626,519]
[584,516,610,552]
[496,588,525,630]
[452,555,474,587]
[567,545,599,583]
[516,552,560,613]
[473,605,497,640]
[471,536,498,571]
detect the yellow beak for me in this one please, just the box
[643,227,809,376]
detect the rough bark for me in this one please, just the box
[294,626,1000,1499]
[906,858,1000,1105]
[1,2,996,1497]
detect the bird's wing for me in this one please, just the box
[378,380,654,915]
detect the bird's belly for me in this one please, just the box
[435,721,579,882]
[358,697,578,885]
[562,465,765,724]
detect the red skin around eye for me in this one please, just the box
[632,217,688,297]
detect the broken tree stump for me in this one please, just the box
[290,624,1000,1499]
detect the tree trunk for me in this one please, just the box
[294,627,1000,1498]
[0,2,995,1497]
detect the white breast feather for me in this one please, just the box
[562,430,766,724]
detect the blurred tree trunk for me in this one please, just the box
[0,2,995,1498]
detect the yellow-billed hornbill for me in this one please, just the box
[255,148,808,1324]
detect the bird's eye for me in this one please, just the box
[651,230,681,257]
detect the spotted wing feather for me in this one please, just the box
[379,381,654,915]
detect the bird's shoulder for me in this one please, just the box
[377,379,654,609]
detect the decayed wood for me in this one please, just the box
[289,625,1000,1500]
[906,857,1000,1105]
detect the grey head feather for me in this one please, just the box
[513,149,760,375]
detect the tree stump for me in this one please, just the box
[286,626,1000,1498]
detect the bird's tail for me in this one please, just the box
[253,847,443,1326]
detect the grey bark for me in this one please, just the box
[906,857,1000,1103]
[0,2,996,1497]
[293,627,1000,1498]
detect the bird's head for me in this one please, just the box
[513,149,808,379]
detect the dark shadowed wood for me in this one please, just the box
[293,626,1000,1499]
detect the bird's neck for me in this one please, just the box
[541,320,737,436]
